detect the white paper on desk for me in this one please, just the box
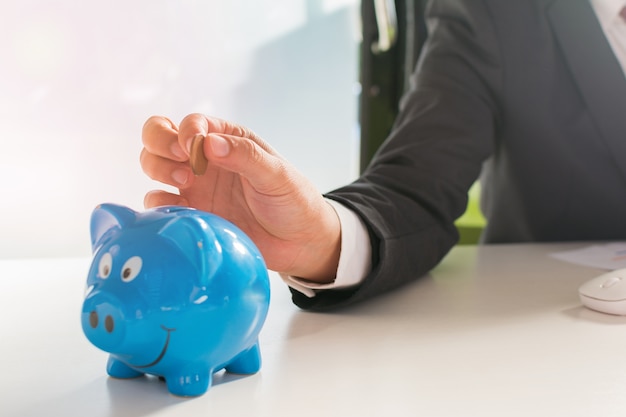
[550,242,626,270]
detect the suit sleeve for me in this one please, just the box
[291,0,502,310]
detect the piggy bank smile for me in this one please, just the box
[127,325,176,369]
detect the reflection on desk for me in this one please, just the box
[2,243,626,417]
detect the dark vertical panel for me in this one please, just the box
[359,0,427,172]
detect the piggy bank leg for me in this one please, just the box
[165,368,211,397]
[107,356,143,379]
[225,341,262,374]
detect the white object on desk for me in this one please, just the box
[578,268,626,315]
[549,242,626,270]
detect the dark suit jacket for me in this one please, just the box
[292,0,626,310]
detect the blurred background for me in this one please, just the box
[0,0,361,259]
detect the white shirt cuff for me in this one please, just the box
[280,199,372,298]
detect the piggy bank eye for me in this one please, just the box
[121,256,142,282]
[98,253,113,279]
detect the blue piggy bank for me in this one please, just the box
[81,203,270,397]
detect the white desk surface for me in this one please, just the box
[2,243,626,417]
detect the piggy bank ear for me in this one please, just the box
[90,204,137,252]
[158,216,223,286]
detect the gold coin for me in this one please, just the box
[189,134,208,176]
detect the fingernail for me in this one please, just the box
[209,134,230,157]
[171,169,189,186]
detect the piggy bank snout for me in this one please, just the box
[82,292,126,352]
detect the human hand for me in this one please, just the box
[140,113,340,283]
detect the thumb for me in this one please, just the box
[204,133,289,193]
[207,133,231,158]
